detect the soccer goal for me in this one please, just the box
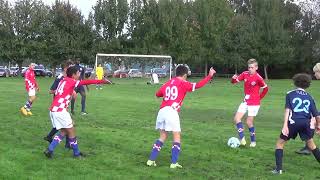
[92,53,173,84]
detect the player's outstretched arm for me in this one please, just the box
[231,73,245,84]
[79,79,111,86]
[193,67,216,90]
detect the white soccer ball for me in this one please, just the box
[227,137,240,148]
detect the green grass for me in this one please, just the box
[0,77,320,179]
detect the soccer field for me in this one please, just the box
[0,77,319,179]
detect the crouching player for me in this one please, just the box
[44,66,111,158]
[146,65,216,168]
[272,73,320,174]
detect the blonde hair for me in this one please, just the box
[247,58,258,66]
[313,63,320,72]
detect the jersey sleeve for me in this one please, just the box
[285,94,291,109]
[237,72,245,81]
[310,99,319,117]
[184,75,211,92]
[258,77,267,88]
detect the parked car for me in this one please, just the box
[9,67,20,76]
[0,68,9,77]
[85,67,93,78]
[113,69,129,78]
[21,67,28,77]
[128,69,143,78]
[34,65,47,76]
[21,65,46,77]
[151,68,167,78]
[55,68,63,77]
[46,69,53,77]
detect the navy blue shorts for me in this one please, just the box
[280,120,314,141]
[74,85,85,93]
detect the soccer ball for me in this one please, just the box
[227,137,240,148]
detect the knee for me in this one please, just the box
[246,118,254,126]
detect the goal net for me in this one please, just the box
[92,53,172,84]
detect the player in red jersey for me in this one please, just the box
[20,63,39,116]
[231,59,269,147]
[146,65,216,168]
[44,66,111,158]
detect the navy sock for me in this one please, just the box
[48,134,65,152]
[275,149,283,171]
[249,127,256,142]
[47,128,58,139]
[65,136,70,148]
[24,100,32,110]
[236,122,245,139]
[171,142,181,164]
[69,137,80,156]
[312,148,320,163]
[149,140,163,161]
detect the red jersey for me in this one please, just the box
[156,75,212,112]
[232,71,267,105]
[25,68,38,91]
[50,77,107,112]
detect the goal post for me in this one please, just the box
[93,53,173,83]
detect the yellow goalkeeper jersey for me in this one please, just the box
[96,66,104,79]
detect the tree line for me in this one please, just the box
[0,0,319,78]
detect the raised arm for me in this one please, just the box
[231,73,244,84]
[78,79,111,86]
[185,67,216,92]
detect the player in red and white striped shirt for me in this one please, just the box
[146,65,216,168]
[44,66,111,158]
[20,63,39,116]
[231,59,269,147]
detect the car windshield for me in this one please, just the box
[132,70,139,73]
[35,66,44,69]
[10,67,18,70]
[0,69,5,72]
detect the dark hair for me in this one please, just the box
[66,66,79,78]
[176,65,188,77]
[292,73,312,89]
[63,59,74,69]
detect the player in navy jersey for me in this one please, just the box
[296,63,320,155]
[70,60,88,115]
[272,73,320,174]
[43,60,74,145]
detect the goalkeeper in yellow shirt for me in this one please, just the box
[96,64,104,90]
